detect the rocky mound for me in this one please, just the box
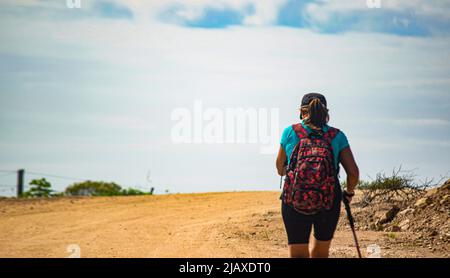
[349,179,449,253]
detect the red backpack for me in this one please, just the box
[282,123,339,215]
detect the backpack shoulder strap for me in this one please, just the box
[292,123,308,139]
[323,127,340,143]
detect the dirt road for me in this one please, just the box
[0,192,445,258]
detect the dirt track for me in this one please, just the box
[0,192,446,258]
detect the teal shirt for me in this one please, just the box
[280,120,349,173]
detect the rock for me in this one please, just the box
[376,218,388,226]
[440,195,449,205]
[385,205,401,222]
[374,206,400,226]
[374,210,387,220]
[399,219,410,230]
[441,179,450,190]
[425,188,438,198]
[374,221,386,231]
[374,210,388,225]
[415,197,431,208]
[369,223,378,231]
[428,230,439,237]
[391,225,401,232]
[398,208,414,217]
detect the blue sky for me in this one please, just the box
[160,0,449,36]
[95,1,133,19]
[0,0,449,195]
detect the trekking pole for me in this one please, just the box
[342,193,362,258]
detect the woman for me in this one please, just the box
[276,93,359,258]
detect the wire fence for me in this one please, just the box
[27,171,89,182]
[0,169,95,197]
[0,186,16,194]
[0,169,155,197]
[0,170,17,197]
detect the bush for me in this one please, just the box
[65,181,150,196]
[23,178,53,198]
[120,188,146,196]
[357,167,441,206]
[65,181,123,196]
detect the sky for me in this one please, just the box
[0,0,449,196]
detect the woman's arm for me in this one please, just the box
[339,146,359,198]
[276,145,287,176]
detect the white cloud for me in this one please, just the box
[243,0,287,26]
[100,0,289,26]
[383,0,450,20]
[304,0,450,27]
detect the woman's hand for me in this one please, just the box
[343,190,355,204]
[340,147,359,204]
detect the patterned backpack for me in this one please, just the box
[282,123,339,215]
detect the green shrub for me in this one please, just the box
[359,167,438,206]
[23,178,53,198]
[65,181,123,196]
[387,232,397,240]
[341,180,370,190]
[341,166,445,207]
[65,181,151,196]
[120,188,145,196]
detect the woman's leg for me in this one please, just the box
[288,244,310,258]
[282,202,313,258]
[310,238,332,258]
[310,199,341,258]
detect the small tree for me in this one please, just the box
[65,181,150,196]
[65,181,122,196]
[24,178,53,198]
[358,167,442,207]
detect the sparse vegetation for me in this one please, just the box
[121,188,147,196]
[344,167,444,207]
[22,178,53,198]
[65,181,150,196]
[387,232,397,240]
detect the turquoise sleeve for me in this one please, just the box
[280,126,291,151]
[335,130,350,153]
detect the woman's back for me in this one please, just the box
[275,92,359,258]
[280,120,349,173]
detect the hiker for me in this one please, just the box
[276,93,359,258]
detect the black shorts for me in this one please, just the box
[281,196,341,244]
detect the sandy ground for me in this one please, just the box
[0,191,446,258]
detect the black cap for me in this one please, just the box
[301,93,327,107]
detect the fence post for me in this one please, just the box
[17,169,24,197]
